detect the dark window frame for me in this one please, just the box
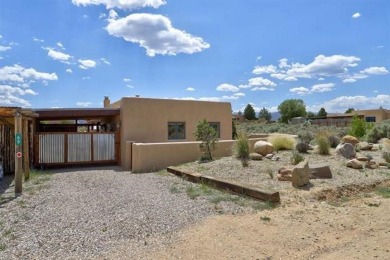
[168,122,186,140]
[209,122,220,138]
[365,116,376,123]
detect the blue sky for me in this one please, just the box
[0,0,389,113]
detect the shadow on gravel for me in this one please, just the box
[0,175,18,207]
[46,165,127,174]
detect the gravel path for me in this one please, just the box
[0,167,223,259]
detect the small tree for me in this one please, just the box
[258,107,271,122]
[345,108,355,114]
[348,115,366,138]
[278,99,306,123]
[232,120,238,139]
[244,104,256,120]
[194,119,218,161]
[306,111,316,118]
[317,107,327,118]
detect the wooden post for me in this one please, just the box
[14,112,23,194]
[23,119,30,180]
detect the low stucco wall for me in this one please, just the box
[131,138,265,173]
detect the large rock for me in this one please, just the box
[265,154,274,159]
[254,141,274,156]
[359,141,373,151]
[292,161,310,188]
[335,143,356,159]
[309,163,332,179]
[346,159,363,169]
[277,167,292,181]
[365,161,378,169]
[342,135,359,146]
[249,153,263,161]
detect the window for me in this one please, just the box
[168,122,186,140]
[209,122,220,138]
[365,116,376,122]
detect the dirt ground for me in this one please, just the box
[146,182,390,260]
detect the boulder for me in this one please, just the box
[359,141,373,151]
[346,159,363,169]
[271,155,280,161]
[278,167,292,176]
[254,141,274,156]
[365,161,378,169]
[249,153,263,161]
[277,174,292,181]
[265,154,274,159]
[292,161,310,188]
[341,135,359,146]
[335,143,356,159]
[356,156,369,162]
[309,163,332,179]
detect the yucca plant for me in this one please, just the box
[234,132,250,167]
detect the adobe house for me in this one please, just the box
[104,96,233,169]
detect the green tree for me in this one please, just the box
[306,111,316,118]
[345,108,355,114]
[258,107,271,122]
[194,119,218,161]
[348,115,366,138]
[317,107,327,118]
[232,120,238,139]
[277,99,307,123]
[244,104,256,120]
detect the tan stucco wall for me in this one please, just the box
[119,97,232,167]
[358,109,390,122]
[130,138,265,173]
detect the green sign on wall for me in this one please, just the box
[15,133,22,146]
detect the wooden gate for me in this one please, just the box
[0,125,15,174]
[33,132,120,167]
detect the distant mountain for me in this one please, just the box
[271,112,281,121]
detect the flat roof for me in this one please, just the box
[34,108,120,120]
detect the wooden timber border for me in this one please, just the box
[167,166,280,203]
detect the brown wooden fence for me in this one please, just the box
[33,132,120,167]
[0,125,15,174]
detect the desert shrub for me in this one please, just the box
[295,142,309,153]
[383,152,390,163]
[234,132,250,167]
[328,135,340,148]
[366,127,382,143]
[232,120,238,139]
[268,135,295,152]
[315,134,330,155]
[348,115,367,138]
[291,150,304,165]
[298,130,314,144]
[194,119,218,161]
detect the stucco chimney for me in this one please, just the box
[104,96,110,108]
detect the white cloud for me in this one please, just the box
[123,78,131,82]
[318,77,325,81]
[126,84,134,88]
[76,101,92,107]
[72,0,167,10]
[100,58,111,65]
[278,58,290,69]
[78,59,96,69]
[48,49,72,62]
[248,77,276,87]
[198,97,221,102]
[311,83,335,92]
[56,42,65,49]
[0,94,31,107]
[222,95,240,100]
[106,13,210,57]
[186,87,195,91]
[234,92,245,97]
[33,37,44,42]
[99,13,107,19]
[289,87,310,95]
[252,65,277,75]
[0,65,58,83]
[82,76,91,80]
[352,12,361,19]
[108,9,118,20]
[216,83,239,92]
[251,87,275,91]
[0,85,38,96]
[0,46,11,52]
[309,95,390,112]
[359,66,388,75]
[66,69,73,73]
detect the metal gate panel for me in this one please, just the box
[39,134,65,163]
[68,134,91,162]
[93,134,115,161]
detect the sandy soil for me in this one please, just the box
[146,182,390,260]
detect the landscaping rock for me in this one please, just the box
[277,173,292,181]
[295,142,310,153]
[265,154,274,159]
[335,143,356,159]
[365,161,378,170]
[254,141,274,156]
[278,167,292,175]
[342,135,359,146]
[359,141,373,151]
[346,159,363,169]
[271,155,280,161]
[356,156,369,162]
[249,153,263,161]
[292,161,310,188]
[379,162,389,166]
[309,163,332,179]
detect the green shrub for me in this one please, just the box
[291,150,304,165]
[328,135,340,148]
[383,152,390,163]
[295,142,309,153]
[268,135,295,152]
[298,130,314,144]
[315,134,330,155]
[234,132,250,167]
[194,119,218,161]
[367,127,383,143]
[348,115,367,138]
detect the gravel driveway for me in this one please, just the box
[0,167,220,259]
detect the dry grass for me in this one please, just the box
[268,135,296,151]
